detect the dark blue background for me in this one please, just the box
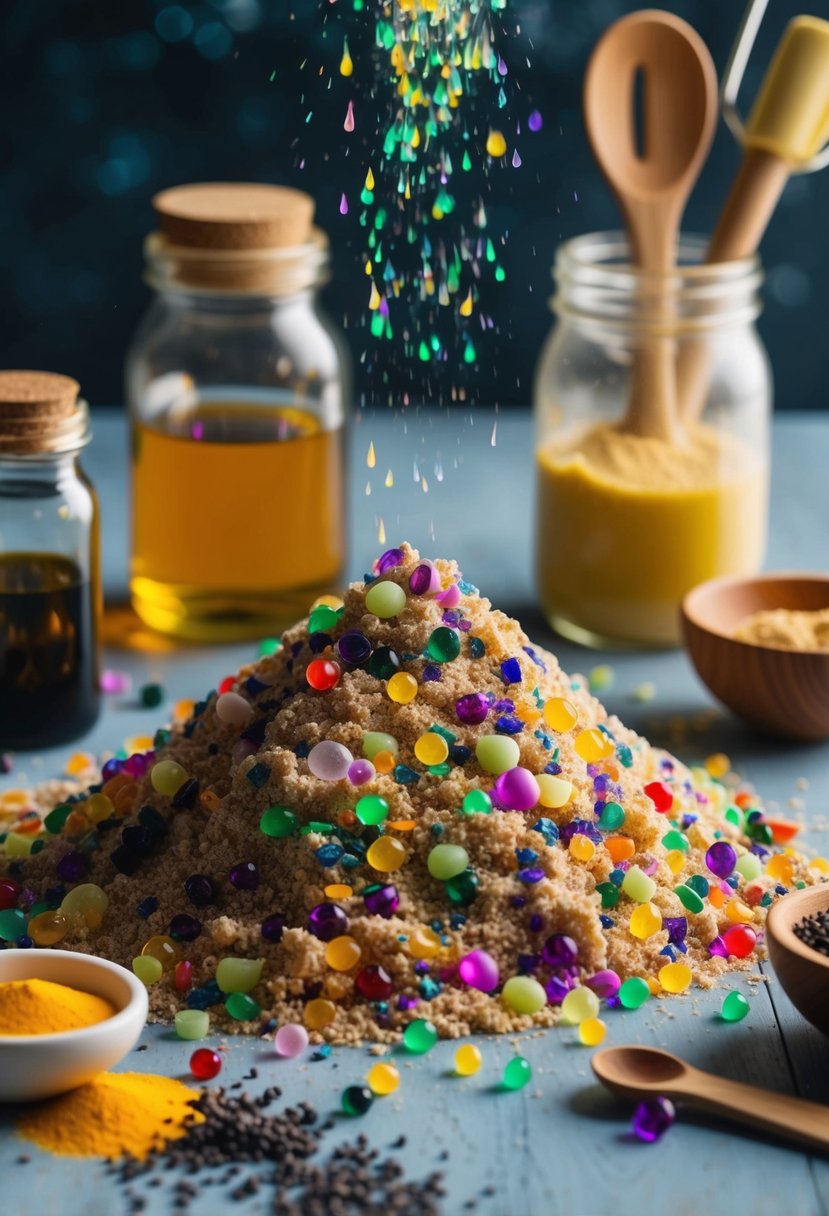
[2,0,827,409]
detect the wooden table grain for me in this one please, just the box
[2,409,828,1216]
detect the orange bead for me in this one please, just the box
[374,750,396,774]
[387,819,416,831]
[102,772,131,799]
[65,810,90,836]
[606,836,635,864]
[199,789,222,814]
[707,885,726,909]
[113,783,139,814]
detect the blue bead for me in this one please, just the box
[500,657,522,684]
[393,764,420,785]
[136,896,159,918]
[245,763,270,788]
[469,637,486,658]
[495,715,523,734]
[315,844,345,866]
[531,818,559,846]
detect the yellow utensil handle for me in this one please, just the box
[744,15,829,165]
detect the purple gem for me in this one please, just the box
[185,874,217,906]
[376,547,404,574]
[663,916,688,946]
[363,883,399,918]
[336,630,372,667]
[500,658,522,684]
[422,664,442,682]
[708,935,729,958]
[124,752,150,779]
[228,862,258,891]
[586,969,621,999]
[545,975,572,1004]
[529,914,543,933]
[631,1097,676,1143]
[541,933,579,968]
[56,850,88,883]
[308,902,348,941]
[169,913,202,941]
[528,109,543,132]
[409,561,441,596]
[455,693,490,726]
[101,757,123,780]
[261,914,285,943]
[705,840,737,880]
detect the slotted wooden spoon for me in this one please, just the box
[583,10,718,442]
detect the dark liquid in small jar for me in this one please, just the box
[0,552,99,748]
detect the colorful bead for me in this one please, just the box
[150,760,188,796]
[721,991,750,1022]
[355,964,394,1000]
[502,975,546,1015]
[363,883,399,917]
[475,734,520,775]
[260,806,298,837]
[462,789,492,815]
[348,759,375,786]
[403,1018,438,1054]
[578,1017,607,1046]
[336,630,372,667]
[216,957,263,993]
[409,561,442,596]
[445,869,479,906]
[569,834,596,862]
[454,1043,483,1075]
[60,883,108,928]
[225,992,260,1021]
[274,1023,310,1057]
[341,1085,374,1116]
[175,1010,210,1041]
[362,731,399,760]
[308,741,353,781]
[215,691,253,726]
[574,729,614,763]
[543,698,578,732]
[427,843,469,880]
[721,924,757,958]
[306,658,341,691]
[706,841,737,879]
[560,986,600,1025]
[619,977,651,1009]
[355,795,389,826]
[305,998,337,1029]
[190,1048,222,1080]
[366,836,407,872]
[458,949,500,991]
[425,627,461,663]
[455,693,490,725]
[659,962,692,994]
[325,935,362,971]
[27,910,69,946]
[536,774,573,809]
[365,580,406,618]
[632,1097,675,1142]
[408,925,442,959]
[644,781,674,813]
[367,1061,401,1095]
[387,672,418,703]
[228,862,259,890]
[493,767,540,812]
[502,1056,532,1090]
[414,732,449,766]
[622,866,656,903]
[132,955,163,986]
[629,902,662,940]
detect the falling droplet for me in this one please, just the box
[459,289,473,317]
[344,100,355,133]
[339,192,349,216]
[512,148,522,168]
[365,167,375,191]
[528,109,543,132]
[462,149,472,171]
[384,468,394,488]
[413,460,420,483]
[486,130,507,158]
[378,517,386,544]
[490,421,498,447]
[497,54,508,76]
[368,283,381,311]
[365,481,372,497]
[340,38,353,77]
[367,440,376,469]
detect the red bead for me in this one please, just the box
[306,658,341,692]
[721,924,757,959]
[174,960,193,993]
[354,964,394,1001]
[0,879,20,910]
[644,781,673,813]
[190,1048,222,1080]
[218,676,235,695]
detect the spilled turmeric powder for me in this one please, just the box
[0,978,115,1035]
[16,1072,202,1159]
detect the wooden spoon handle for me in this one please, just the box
[674,1070,829,1154]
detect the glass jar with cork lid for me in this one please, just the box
[0,371,101,748]
[126,182,349,641]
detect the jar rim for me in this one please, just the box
[555,231,762,287]
[144,229,330,297]
[0,399,91,458]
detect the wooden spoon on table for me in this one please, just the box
[593,1045,829,1155]
[583,10,718,443]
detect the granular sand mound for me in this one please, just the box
[1,545,816,1042]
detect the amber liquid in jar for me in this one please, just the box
[0,552,100,748]
[130,401,345,640]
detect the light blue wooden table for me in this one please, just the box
[2,409,829,1216]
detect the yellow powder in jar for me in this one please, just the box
[16,1072,201,1160]
[0,978,116,1035]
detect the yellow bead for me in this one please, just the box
[27,910,69,946]
[0,790,31,813]
[629,902,663,940]
[85,793,114,825]
[726,898,754,925]
[61,883,109,929]
[454,1043,482,1075]
[705,753,731,779]
[647,977,662,996]
[65,751,95,777]
[810,857,829,875]
[125,735,154,755]
[414,732,449,766]
[325,935,362,971]
[3,833,34,858]
[765,855,794,885]
[312,594,344,611]
[324,884,353,900]
[150,759,188,796]
[174,699,195,723]
[141,935,181,971]
[305,998,337,1030]
[543,697,578,732]
[665,849,685,876]
[536,774,573,809]
[578,1017,607,1047]
[569,834,596,862]
[574,729,614,763]
[387,672,418,704]
[367,1061,400,1095]
[408,926,441,959]
[366,836,407,873]
[658,961,692,994]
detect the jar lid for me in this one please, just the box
[0,371,89,455]
[152,183,315,251]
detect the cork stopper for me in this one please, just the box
[0,371,88,455]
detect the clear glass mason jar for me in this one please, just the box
[534,233,771,648]
[0,374,100,748]
[126,183,350,641]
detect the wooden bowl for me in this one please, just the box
[767,886,829,1036]
[681,572,829,741]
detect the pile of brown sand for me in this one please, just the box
[0,545,814,1042]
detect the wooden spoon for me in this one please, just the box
[592,1045,829,1154]
[583,10,718,442]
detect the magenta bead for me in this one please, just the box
[492,767,540,812]
[455,693,490,726]
[586,969,621,1000]
[409,561,442,597]
[307,740,353,781]
[100,669,131,695]
[631,1097,675,1143]
[274,1023,309,1058]
[458,949,500,992]
[124,752,150,779]
[437,583,461,609]
[348,759,375,786]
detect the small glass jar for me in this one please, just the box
[126,183,350,641]
[534,233,771,648]
[0,372,100,748]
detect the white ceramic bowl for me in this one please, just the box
[0,949,148,1101]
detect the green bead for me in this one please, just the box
[260,806,298,838]
[425,626,461,663]
[140,682,165,708]
[355,795,389,826]
[258,637,282,657]
[622,866,656,903]
[341,1084,374,1116]
[0,908,27,940]
[721,991,750,1022]
[475,734,520,775]
[618,977,650,1009]
[216,957,264,994]
[735,853,762,881]
[403,1018,438,1054]
[462,789,492,815]
[308,605,340,634]
[362,731,399,760]
[61,883,108,923]
[367,649,400,680]
[365,580,406,619]
[502,1056,532,1090]
[175,1009,210,1040]
[661,829,689,852]
[599,802,625,830]
[151,759,188,796]
[4,833,33,858]
[723,805,744,830]
[686,874,709,898]
[674,884,705,914]
[133,955,163,986]
[596,882,619,909]
[444,868,479,906]
[427,843,469,880]
[225,992,261,1021]
[502,976,546,1015]
[45,804,72,834]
